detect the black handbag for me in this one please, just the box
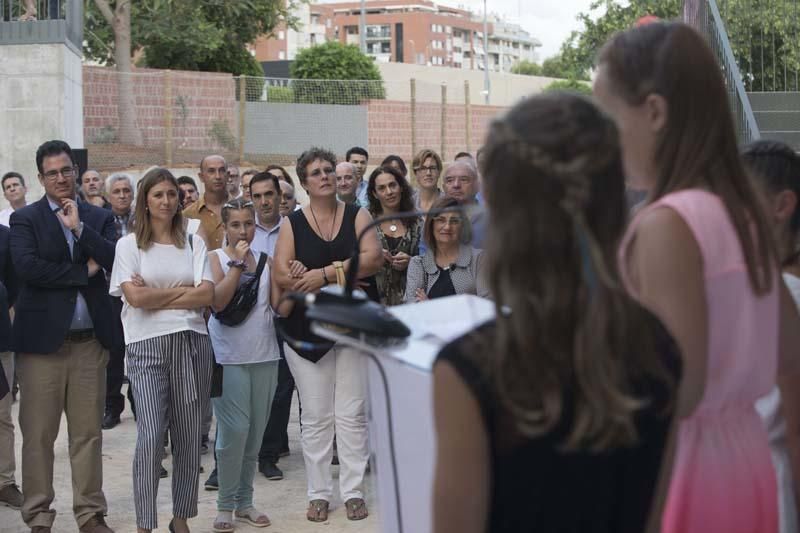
[212,252,268,327]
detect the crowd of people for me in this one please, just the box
[0,17,798,533]
[0,115,489,531]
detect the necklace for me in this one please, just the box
[389,223,398,233]
[310,202,339,242]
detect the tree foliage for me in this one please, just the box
[84,0,298,77]
[510,60,542,76]
[543,79,593,95]
[289,42,385,105]
[549,0,800,91]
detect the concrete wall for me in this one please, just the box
[244,101,368,157]
[0,43,83,207]
[378,62,558,106]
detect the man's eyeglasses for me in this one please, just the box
[415,165,439,173]
[42,166,77,181]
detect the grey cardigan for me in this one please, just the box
[404,244,490,303]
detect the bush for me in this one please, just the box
[511,60,543,76]
[290,42,385,105]
[543,78,592,96]
[208,120,237,151]
[267,85,295,103]
[90,125,117,144]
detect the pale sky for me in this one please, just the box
[441,0,597,58]
[317,0,598,59]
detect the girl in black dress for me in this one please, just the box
[432,93,681,533]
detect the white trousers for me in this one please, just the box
[285,344,368,502]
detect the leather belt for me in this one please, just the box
[65,329,95,343]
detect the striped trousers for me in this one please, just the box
[127,330,213,529]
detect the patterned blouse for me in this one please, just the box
[375,218,422,306]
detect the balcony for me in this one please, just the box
[0,0,82,54]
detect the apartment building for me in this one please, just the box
[251,0,541,72]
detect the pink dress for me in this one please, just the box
[620,189,779,533]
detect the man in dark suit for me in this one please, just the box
[9,140,117,533]
[0,223,20,510]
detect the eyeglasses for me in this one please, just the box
[433,216,462,226]
[42,166,77,181]
[415,165,439,173]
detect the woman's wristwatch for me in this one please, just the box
[227,259,247,270]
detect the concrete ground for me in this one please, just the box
[0,393,378,533]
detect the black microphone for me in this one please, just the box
[305,206,464,340]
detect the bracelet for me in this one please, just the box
[321,266,330,286]
[227,259,246,270]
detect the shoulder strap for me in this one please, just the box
[254,252,268,277]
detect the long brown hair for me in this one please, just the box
[134,167,186,250]
[598,22,777,294]
[479,92,676,451]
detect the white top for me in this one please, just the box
[0,207,13,227]
[109,233,213,344]
[207,248,280,365]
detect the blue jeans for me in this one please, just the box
[213,361,279,511]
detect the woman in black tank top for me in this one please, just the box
[272,148,382,523]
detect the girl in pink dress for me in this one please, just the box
[593,21,800,533]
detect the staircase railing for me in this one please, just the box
[684,0,761,143]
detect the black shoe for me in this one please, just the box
[200,434,209,455]
[204,468,218,490]
[101,411,121,430]
[160,465,168,478]
[259,462,283,480]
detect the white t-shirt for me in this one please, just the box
[109,233,213,344]
[0,207,14,227]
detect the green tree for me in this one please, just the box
[85,0,298,76]
[543,79,593,95]
[289,42,385,105]
[551,0,800,91]
[510,60,542,76]
[553,0,681,81]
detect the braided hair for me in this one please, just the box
[475,92,676,451]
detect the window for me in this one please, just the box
[278,30,285,40]
[446,26,452,34]
[279,51,285,60]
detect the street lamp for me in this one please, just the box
[360,0,366,53]
[483,0,490,104]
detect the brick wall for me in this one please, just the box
[367,99,504,163]
[83,66,237,169]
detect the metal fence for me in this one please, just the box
[684,0,761,143]
[0,0,81,54]
[84,68,505,173]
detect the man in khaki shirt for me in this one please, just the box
[183,154,229,251]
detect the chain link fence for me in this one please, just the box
[84,67,507,174]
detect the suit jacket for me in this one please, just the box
[10,196,117,354]
[0,225,16,353]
